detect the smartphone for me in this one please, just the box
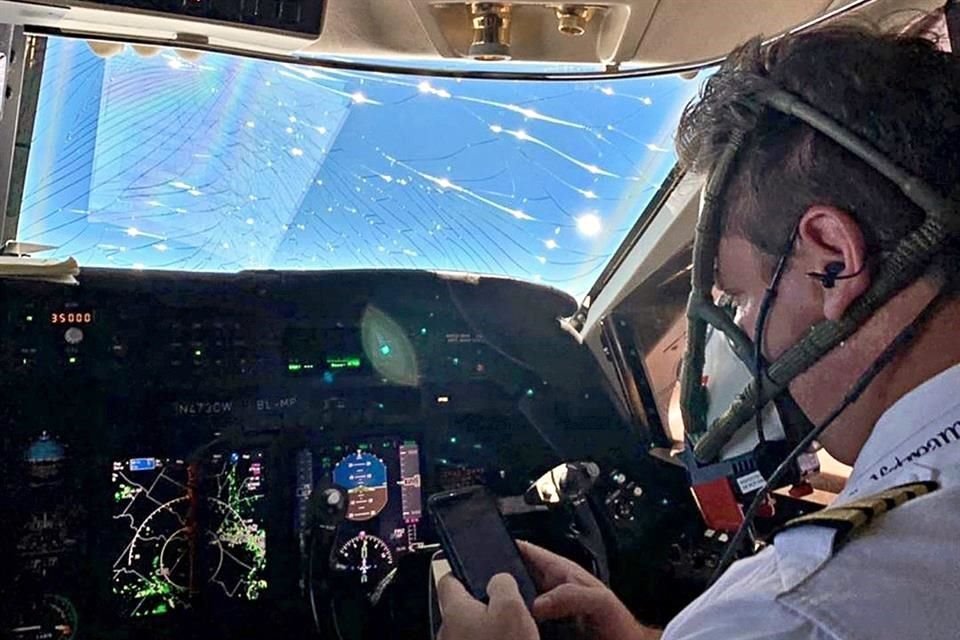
[428,486,538,610]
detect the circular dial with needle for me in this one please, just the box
[334,531,393,585]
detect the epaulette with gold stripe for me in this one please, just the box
[776,480,939,551]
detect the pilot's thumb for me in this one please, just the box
[532,583,609,622]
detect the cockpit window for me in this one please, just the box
[16,36,699,299]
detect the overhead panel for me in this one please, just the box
[0,0,941,68]
[408,1,654,65]
[0,0,325,54]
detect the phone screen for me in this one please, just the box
[429,488,538,609]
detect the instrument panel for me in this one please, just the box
[111,452,268,617]
[1,268,634,639]
[297,437,424,589]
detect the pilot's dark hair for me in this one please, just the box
[675,19,960,276]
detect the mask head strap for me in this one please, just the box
[752,223,801,445]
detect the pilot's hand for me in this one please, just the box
[518,541,661,640]
[438,573,539,640]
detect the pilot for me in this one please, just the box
[438,19,960,640]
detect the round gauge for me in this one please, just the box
[64,327,84,345]
[334,531,394,586]
[333,451,389,521]
[7,594,77,639]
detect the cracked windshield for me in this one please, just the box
[18,36,698,299]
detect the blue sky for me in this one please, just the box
[19,37,699,299]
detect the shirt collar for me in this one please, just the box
[839,363,960,501]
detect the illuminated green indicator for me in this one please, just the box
[420,327,427,335]
[383,441,393,448]
[288,363,302,371]
[68,356,77,364]
[473,443,483,450]
[526,388,535,397]
[194,350,202,357]
[326,356,362,369]
[359,443,370,450]
[452,357,460,366]
[379,344,392,356]
[25,315,33,322]
[377,403,385,410]
[449,437,457,444]
[154,604,168,615]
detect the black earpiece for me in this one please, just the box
[807,261,865,289]
[819,261,845,289]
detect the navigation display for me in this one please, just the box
[111,452,267,617]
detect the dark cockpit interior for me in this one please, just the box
[1,268,708,639]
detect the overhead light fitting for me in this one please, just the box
[555,5,595,36]
[468,3,512,61]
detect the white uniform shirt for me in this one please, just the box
[663,363,960,640]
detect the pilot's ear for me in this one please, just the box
[796,205,870,321]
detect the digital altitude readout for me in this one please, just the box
[50,311,94,325]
